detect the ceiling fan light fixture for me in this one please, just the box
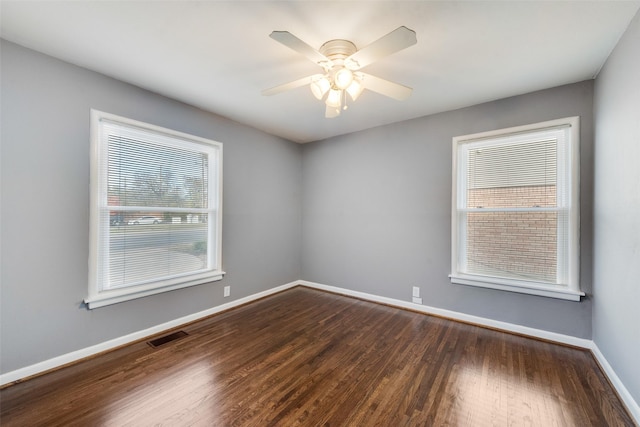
[334,68,354,90]
[346,77,364,101]
[326,89,342,108]
[310,76,330,100]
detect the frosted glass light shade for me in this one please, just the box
[326,89,342,108]
[346,78,364,101]
[334,68,354,90]
[310,77,330,100]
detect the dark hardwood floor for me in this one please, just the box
[0,286,634,426]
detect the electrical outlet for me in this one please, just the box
[412,297,423,304]
[412,286,420,298]
[223,286,230,297]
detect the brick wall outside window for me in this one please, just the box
[465,185,557,282]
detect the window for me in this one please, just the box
[450,117,583,301]
[86,110,223,308]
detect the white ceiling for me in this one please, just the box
[2,1,639,143]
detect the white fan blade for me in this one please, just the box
[262,74,324,96]
[325,105,341,118]
[344,26,417,70]
[270,31,332,67]
[360,73,412,100]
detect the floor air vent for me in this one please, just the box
[147,330,189,348]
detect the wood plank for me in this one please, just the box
[0,287,635,426]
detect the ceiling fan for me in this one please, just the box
[262,26,417,118]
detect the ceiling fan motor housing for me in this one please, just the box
[319,39,357,67]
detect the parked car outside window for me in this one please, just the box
[128,216,162,225]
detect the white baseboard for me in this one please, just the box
[2,279,638,426]
[299,280,592,348]
[0,281,299,387]
[590,343,640,423]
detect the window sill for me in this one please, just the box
[449,274,584,301]
[85,272,225,309]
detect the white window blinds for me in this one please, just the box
[87,111,223,308]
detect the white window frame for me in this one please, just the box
[450,117,583,301]
[86,110,224,309]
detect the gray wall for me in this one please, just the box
[302,81,594,338]
[0,40,302,373]
[593,11,640,404]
